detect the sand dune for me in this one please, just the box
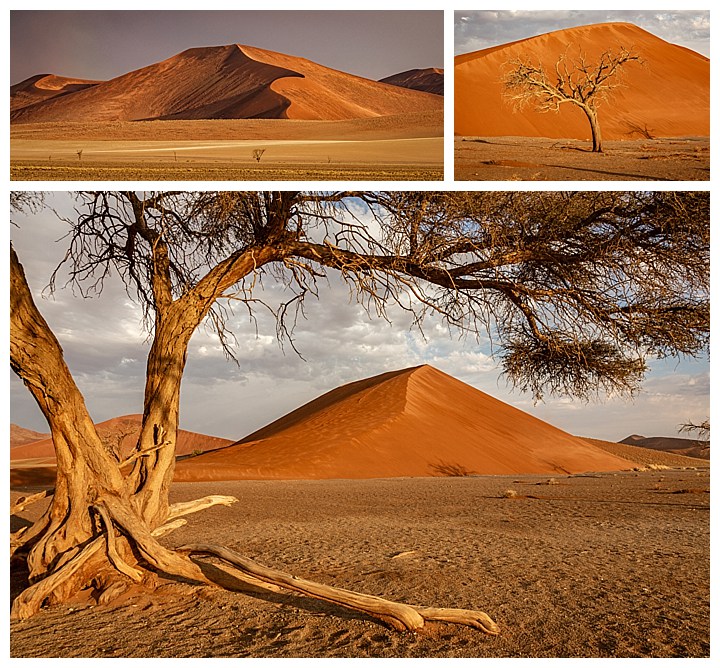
[174,365,634,481]
[585,438,709,468]
[455,22,709,139]
[10,424,50,448]
[9,415,233,461]
[10,74,99,112]
[11,45,442,125]
[620,434,710,460]
[379,68,444,95]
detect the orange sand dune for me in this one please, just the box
[11,45,442,124]
[455,22,709,139]
[379,68,444,95]
[174,365,634,482]
[9,415,233,461]
[10,74,100,112]
[10,424,50,448]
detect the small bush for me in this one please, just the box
[502,489,518,498]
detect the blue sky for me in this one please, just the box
[9,194,709,443]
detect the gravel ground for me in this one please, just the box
[10,469,710,658]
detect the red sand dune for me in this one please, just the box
[11,45,442,124]
[10,424,50,448]
[455,22,709,139]
[174,365,635,482]
[10,74,100,112]
[9,415,233,461]
[380,68,444,95]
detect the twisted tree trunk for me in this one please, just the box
[10,245,499,634]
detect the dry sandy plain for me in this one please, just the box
[10,115,443,182]
[454,136,710,182]
[10,467,709,658]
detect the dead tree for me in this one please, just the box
[10,191,709,633]
[252,148,266,162]
[504,47,641,153]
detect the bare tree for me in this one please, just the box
[252,148,266,162]
[504,47,641,153]
[10,191,708,634]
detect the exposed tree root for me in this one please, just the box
[11,493,498,636]
[11,488,55,514]
[179,543,500,635]
[167,495,238,521]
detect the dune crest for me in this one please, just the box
[11,44,442,124]
[455,21,709,139]
[174,365,634,481]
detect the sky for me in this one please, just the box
[454,10,710,57]
[8,194,710,444]
[10,10,443,85]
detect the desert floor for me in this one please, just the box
[454,136,710,181]
[10,469,709,658]
[10,117,443,181]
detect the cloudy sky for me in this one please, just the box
[10,9,443,84]
[9,194,709,444]
[455,10,710,56]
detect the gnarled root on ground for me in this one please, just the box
[10,494,499,635]
[179,543,500,634]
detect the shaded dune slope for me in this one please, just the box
[10,74,100,112]
[10,424,50,448]
[586,438,709,468]
[11,45,442,124]
[379,68,444,95]
[455,22,709,139]
[9,415,233,461]
[620,434,710,460]
[174,365,634,481]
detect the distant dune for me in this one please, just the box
[9,415,233,461]
[380,68,444,95]
[585,438,709,468]
[620,434,710,460]
[11,45,443,124]
[10,424,50,448]
[455,22,709,139]
[174,365,634,481]
[10,74,100,112]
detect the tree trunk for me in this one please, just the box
[585,107,604,153]
[10,244,499,634]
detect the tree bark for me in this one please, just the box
[585,107,603,153]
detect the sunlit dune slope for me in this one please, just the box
[455,22,709,139]
[11,45,442,124]
[174,365,634,481]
